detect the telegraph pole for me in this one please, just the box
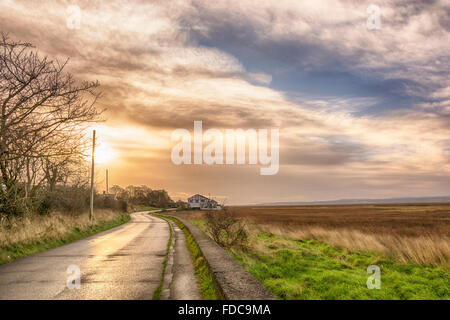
[89,130,96,220]
[106,169,109,194]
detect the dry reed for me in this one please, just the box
[177,203,450,266]
[0,210,124,248]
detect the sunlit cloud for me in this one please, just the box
[1,0,449,203]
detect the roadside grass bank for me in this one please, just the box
[179,207,450,266]
[0,210,130,264]
[155,214,219,300]
[152,215,173,300]
[188,219,450,300]
[136,205,162,212]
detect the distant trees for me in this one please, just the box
[110,185,175,208]
[0,33,102,217]
[175,200,188,209]
[0,34,176,218]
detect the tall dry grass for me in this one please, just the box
[253,224,450,266]
[176,204,450,266]
[0,210,124,248]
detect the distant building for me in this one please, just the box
[102,191,117,200]
[187,194,221,210]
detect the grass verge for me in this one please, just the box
[177,206,450,266]
[158,214,219,300]
[0,213,130,265]
[152,215,173,300]
[189,219,449,300]
[136,205,162,212]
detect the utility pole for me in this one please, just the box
[106,169,109,194]
[89,130,96,220]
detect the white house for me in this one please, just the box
[187,194,221,210]
[102,191,118,200]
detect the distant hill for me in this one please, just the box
[254,196,450,206]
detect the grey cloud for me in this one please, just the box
[281,136,370,166]
[2,0,449,203]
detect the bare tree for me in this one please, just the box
[0,33,102,215]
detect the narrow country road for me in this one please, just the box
[0,212,200,300]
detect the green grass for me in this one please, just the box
[190,219,207,230]
[187,219,449,300]
[0,214,130,265]
[152,215,173,300]
[231,233,450,300]
[158,215,219,300]
[136,205,161,212]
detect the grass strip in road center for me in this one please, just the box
[154,214,219,300]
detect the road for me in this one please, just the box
[0,212,200,300]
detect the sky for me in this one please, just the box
[1,0,449,204]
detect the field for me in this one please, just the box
[176,203,450,299]
[231,204,449,236]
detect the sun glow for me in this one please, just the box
[95,142,117,164]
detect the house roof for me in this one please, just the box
[188,194,214,201]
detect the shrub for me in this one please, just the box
[205,208,248,249]
[0,183,27,217]
[118,199,128,212]
[50,186,90,214]
[94,195,128,213]
[36,195,52,215]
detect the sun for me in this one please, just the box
[95,142,116,164]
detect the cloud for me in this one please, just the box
[247,72,273,85]
[1,0,449,203]
[187,0,450,108]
